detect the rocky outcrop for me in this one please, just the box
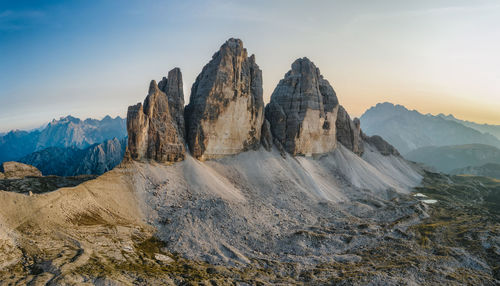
[0,162,42,179]
[126,68,186,162]
[185,38,264,160]
[335,106,364,155]
[362,134,400,156]
[265,58,339,156]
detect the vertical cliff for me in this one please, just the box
[185,38,264,160]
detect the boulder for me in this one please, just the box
[335,106,364,155]
[185,38,264,160]
[265,57,339,156]
[126,68,186,162]
[1,162,42,179]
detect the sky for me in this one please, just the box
[1,0,499,132]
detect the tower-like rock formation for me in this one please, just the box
[335,106,364,155]
[265,58,339,156]
[185,38,264,160]
[126,68,186,162]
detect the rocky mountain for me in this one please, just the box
[36,115,126,150]
[0,115,126,164]
[1,39,498,285]
[127,68,186,162]
[0,130,41,164]
[438,113,500,140]
[265,57,339,156]
[451,163,500,179]
[360,102,500,154]
[20,138,126,176]
[405,144,500,173]
[185,38,264,160]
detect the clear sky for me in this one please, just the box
[1,0,499,132]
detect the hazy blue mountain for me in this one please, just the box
[0,115,126,163]
[35,115,126,150]
[437,113,500,140]
[451,163,500,180]
[0,130,41,163]
[20,138,127,176]
[405,144,500,173]
[360,103,500,154]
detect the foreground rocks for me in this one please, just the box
[126,68,186,162]
[0,162,42,179]
[185,38,264,160]
[265,57,339,156]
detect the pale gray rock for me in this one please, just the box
[126,68,186,163]
[185,38,264,160]
[265,57,339,156]
[1,161,42,179]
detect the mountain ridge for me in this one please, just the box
[0,115,126,164]
[360,102,500,154]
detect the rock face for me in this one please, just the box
[185,38,264,160]
[126,68,186,162]
[0,162,42,179]
[265,58,339,156]
[260,119,273,151]
[335,106,364,155]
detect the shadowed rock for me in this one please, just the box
[336,106,364,155]
[126,68,186,162]
[260,119,273,151]
[265,57,339,156]
[185,38,264,160]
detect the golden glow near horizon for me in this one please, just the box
[1,1,500,131]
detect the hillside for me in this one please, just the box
[405,144,500,173]
[451,163,500,180]
[360,103,500,154]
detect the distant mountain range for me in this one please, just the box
[405,144,500,173]
[437,113,500,140]
[20,137,127,176]
[360,102,500,154]
[0,115,126,164]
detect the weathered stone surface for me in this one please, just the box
[1,162,42,179]
[362,133,400,156]
[185,38,264,160]
[126,68,186,163]
[260,119,273,151]
[335,106,364,156]
[265,57,339,156]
